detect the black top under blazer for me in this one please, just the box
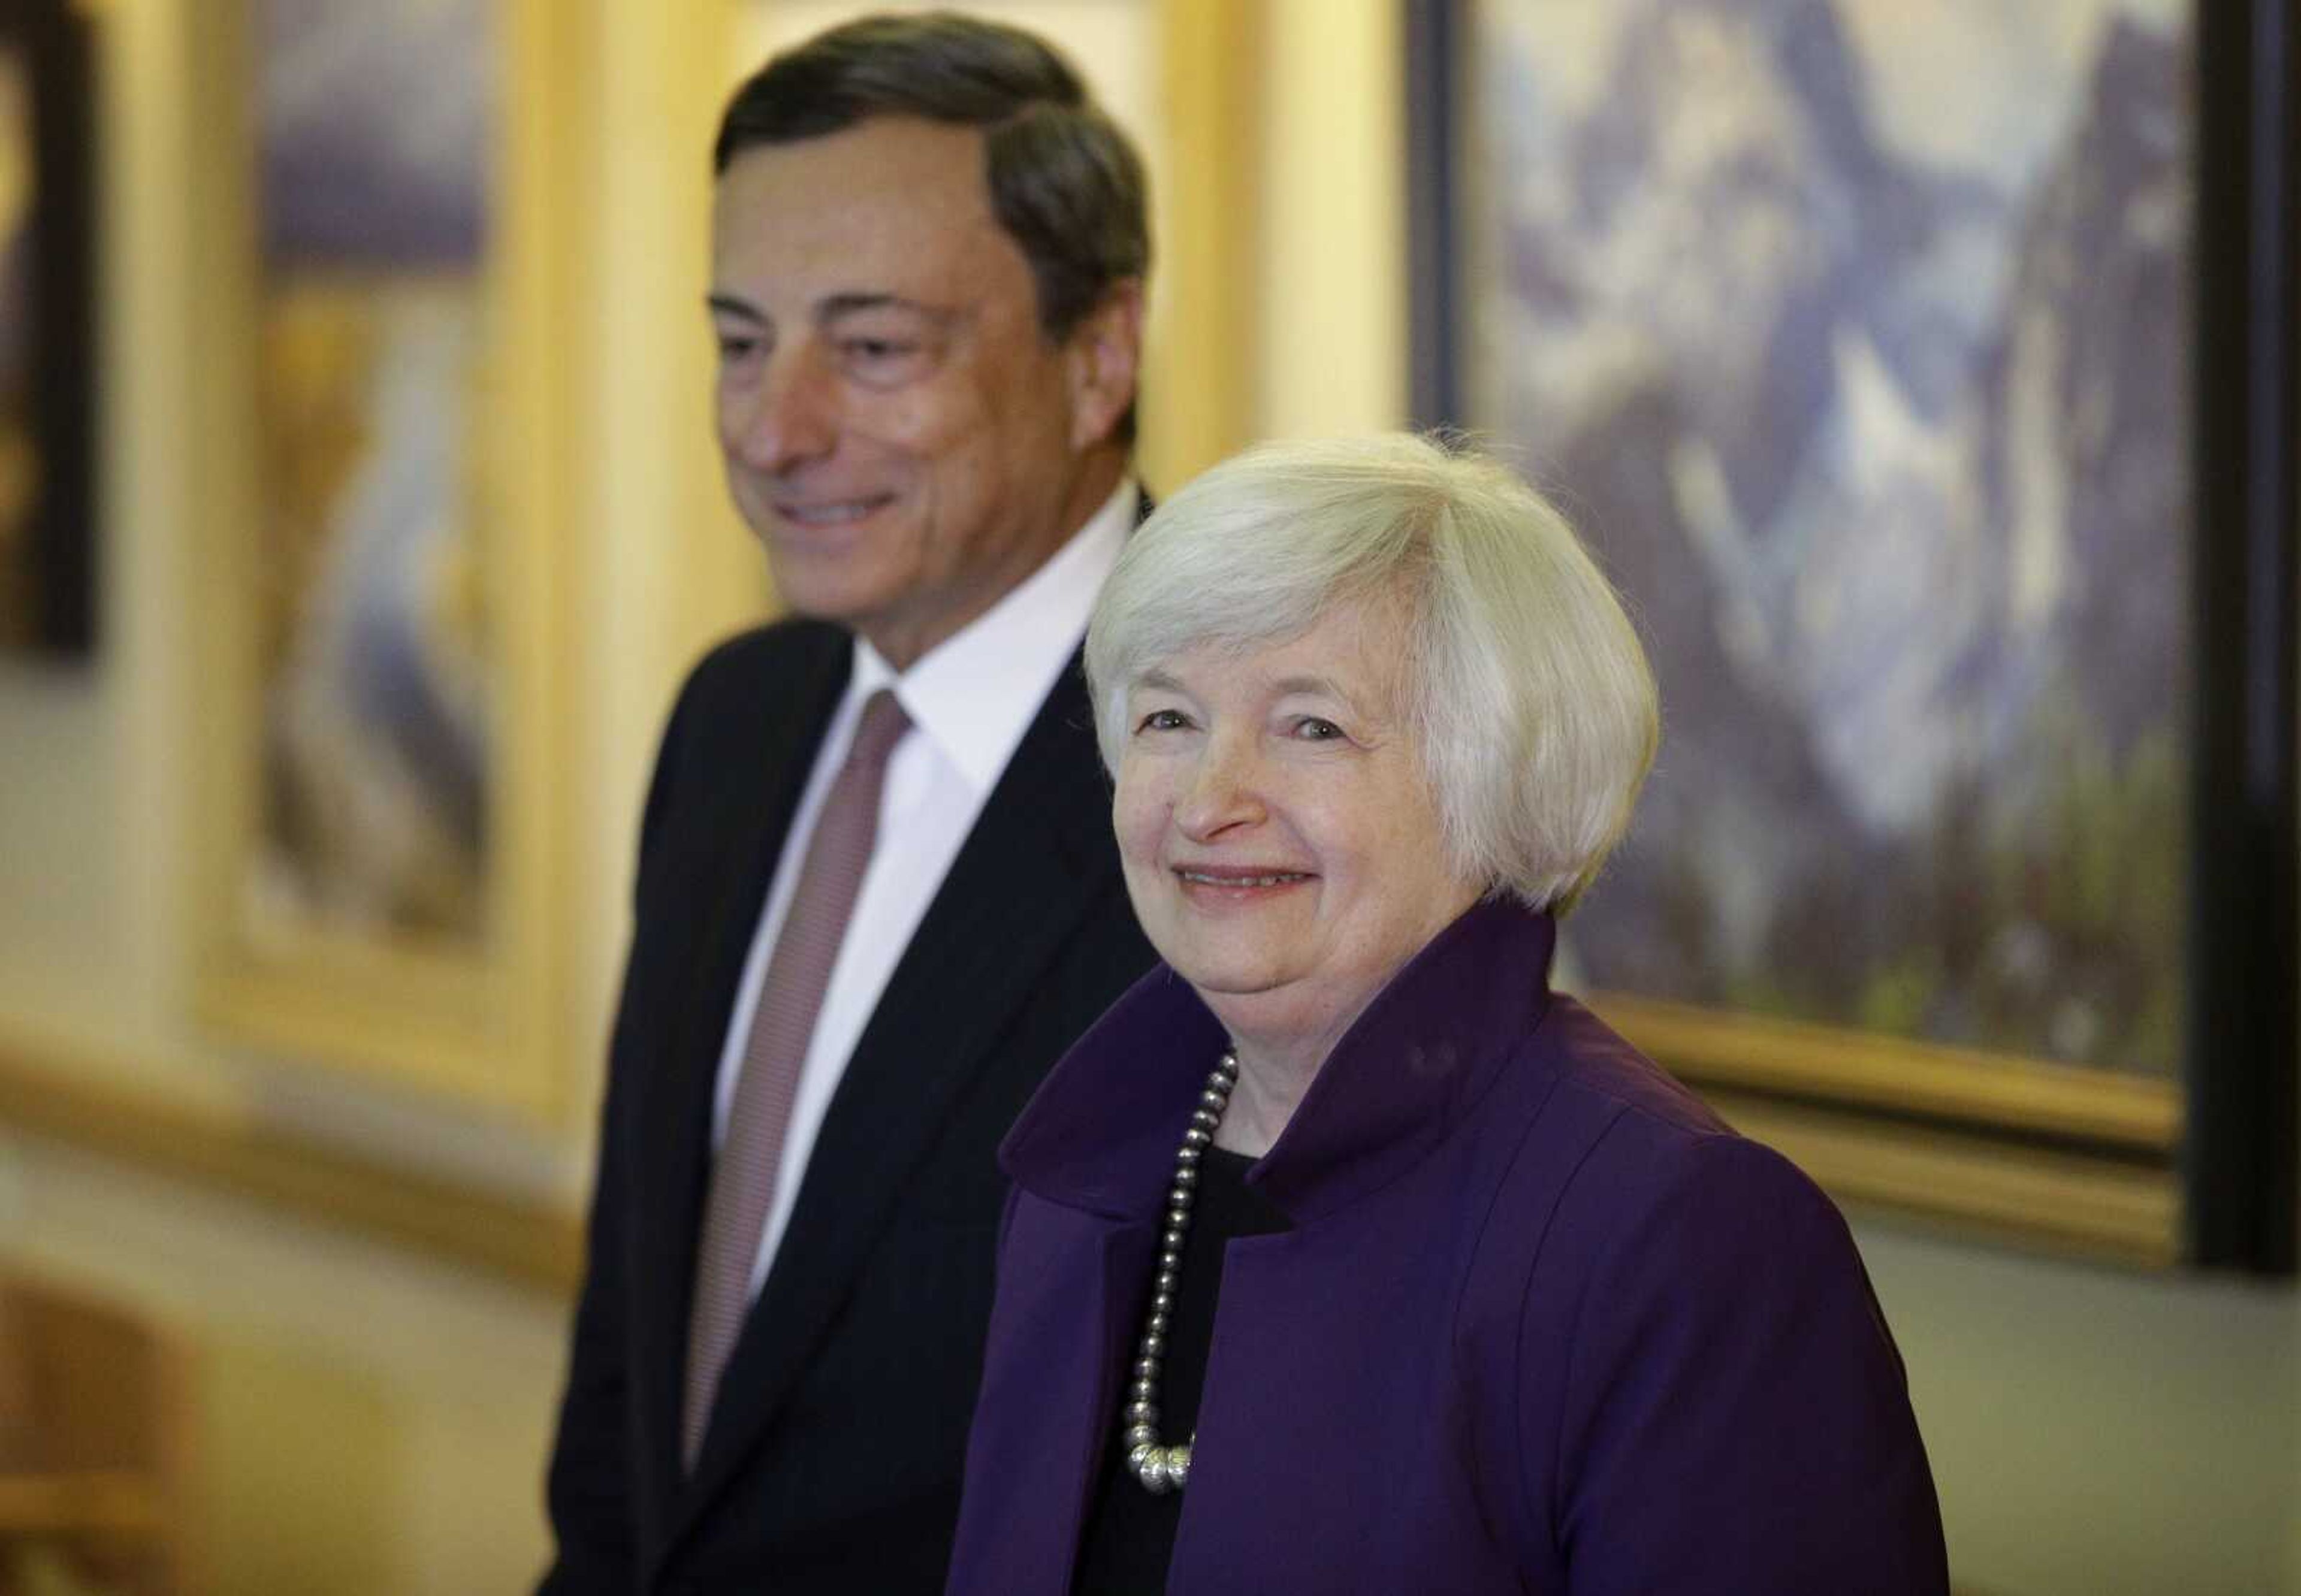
[539,618,1155,1595]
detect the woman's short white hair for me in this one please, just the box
[1086,433,1657,912]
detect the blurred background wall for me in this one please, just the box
[0,1,2294,1592]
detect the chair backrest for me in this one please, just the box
[0,1273,195,1595]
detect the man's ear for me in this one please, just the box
[1064,280,1145,451]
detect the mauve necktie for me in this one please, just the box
[681,688,911,1471]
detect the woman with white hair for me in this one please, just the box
[943,434,1946,1595]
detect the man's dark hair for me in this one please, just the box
[716,12,1150,382]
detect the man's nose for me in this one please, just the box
[1174,737,1266,841]
[726,345,838,473]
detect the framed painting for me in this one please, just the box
[1409,0,2296,1268]
[0,0,95,657]
[192,0,571,1118]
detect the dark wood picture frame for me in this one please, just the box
[1408,0,2296,1271]
[0,0,96,657]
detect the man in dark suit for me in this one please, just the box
[537,17,1157,1593]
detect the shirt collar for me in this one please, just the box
[849,478,1136,794]
[999,897,1560,1226]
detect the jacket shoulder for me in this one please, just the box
[675,617,848,712]
[648,618,848,794]
[1535,996,1735,1144]
[1465,994,1839,1302]
[1454,1003,1940,1589]
[628,617,847,887]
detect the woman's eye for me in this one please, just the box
[1294,716,1345,741]
[1136,708,1191,733]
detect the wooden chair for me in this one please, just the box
[0,1276,193,1596]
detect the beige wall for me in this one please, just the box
[1,2,2295,1594]
[1857,1222,2301,1595]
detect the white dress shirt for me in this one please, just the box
[712,479,1138,1298]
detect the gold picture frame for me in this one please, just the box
[1598,994,2181,1265]
[190,0,573,1119]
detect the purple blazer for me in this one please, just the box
[944,900,1947,1595]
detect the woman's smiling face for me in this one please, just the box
[1113,595,1484,1068]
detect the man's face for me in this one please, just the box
[709,116,1132,667]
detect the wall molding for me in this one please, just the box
[0,1039,582,1295]
[0,1017,2180,1284]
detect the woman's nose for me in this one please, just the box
[1173,739,1266,840]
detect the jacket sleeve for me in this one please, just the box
[1535,1133,1949,1595]
[536,675,700,1595]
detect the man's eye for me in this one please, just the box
[716,333,760,362]
[841,337,923,373]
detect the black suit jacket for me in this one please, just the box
[541,619,1155,1595]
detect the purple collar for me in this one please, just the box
[999,897,1559,1225]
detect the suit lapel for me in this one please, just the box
[629,630,852,1515]
[674,648,1123,1527]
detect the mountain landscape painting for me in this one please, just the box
[1462,0,2191,1078]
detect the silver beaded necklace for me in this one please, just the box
[1120,1047,1240,1495]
